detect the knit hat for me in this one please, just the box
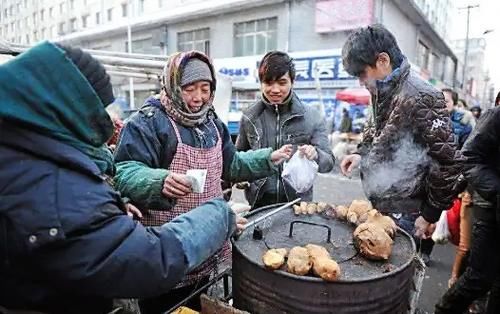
[181,57,213,87]
[56,44,115,106]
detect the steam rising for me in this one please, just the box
[361,133,431,199]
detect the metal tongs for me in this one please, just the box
[242,198,301,231]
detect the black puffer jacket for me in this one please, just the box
[236,92,334,208]
[358,59,462,223]
[462,106,500,206]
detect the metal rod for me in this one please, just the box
[165,268,232,314]
[243,198,301,230]
[459,4,479,91]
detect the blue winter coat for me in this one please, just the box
[0,42,234,314]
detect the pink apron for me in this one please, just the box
[141,117,231,287]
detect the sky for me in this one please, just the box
[451,0,500,89]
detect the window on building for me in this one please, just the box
[125,37,155,54]
[107,8,113,21]
[82,15,88,28]
[50,25,55,37]
[49,7,53,18]
[0,27,2,36]
[41,9,45,21]
[70,18,77,32]
[138,0,145,14]
[9,6,13,16]
[58,22,65,35]
[432,53,441,78]
[121,3,128,17]
[60,3,64,14]
[159,0,164,7]
[4,9,7,19]
[41,28,46,39]
[96,12,100,24]
[24,0,28,8]
[234,17,277,57]
[178,28,210,55]
[17,3,21,14]
[25,34,30,44]
[33,31,38,41]
[33,12,37,24]
[70,0,75,10]
[417,41,430,70]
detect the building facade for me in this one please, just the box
[1,0,458,130]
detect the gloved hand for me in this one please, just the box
[165,198,236,271]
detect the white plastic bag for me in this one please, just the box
[431,210,450,244]
[281,151,319,193]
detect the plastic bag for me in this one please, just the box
[432,210,450,244]
[281,151,319,193]
[446,198,462,246]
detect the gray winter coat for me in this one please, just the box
[236,93,334,208]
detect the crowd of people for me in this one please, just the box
[0,24,499,314]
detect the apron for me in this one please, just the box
[141,117,231,287]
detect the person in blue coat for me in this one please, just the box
[0,42,237,314]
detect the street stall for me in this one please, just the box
[0,41,425,314]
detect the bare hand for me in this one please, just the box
[414,216,434,239]
[124,203,143,219]
[298,144,318,161]
[162,172,192,198]
[271,144,293,165]
[340,154,361,176]
[236,216,248,234]
[448,275,458,288]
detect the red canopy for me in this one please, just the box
[335,88,371,105]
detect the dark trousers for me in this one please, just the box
[435,205,500,314]
[139,277,210,314]
[396,213,435,255]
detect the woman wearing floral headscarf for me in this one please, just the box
[114,51,291,313]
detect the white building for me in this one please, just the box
[1,0,458,133]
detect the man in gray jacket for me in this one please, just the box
[236,51,334,208]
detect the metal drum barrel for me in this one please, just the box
[232,203,417,314]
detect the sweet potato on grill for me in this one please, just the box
[346,200,373,225]
[312,257,341,282]
[262,248,288,270]
[353,223,393,260]
[287,246,312,275]
[365,211,397,238]
[335,205,349,220]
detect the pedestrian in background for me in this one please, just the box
[435,106,500,314]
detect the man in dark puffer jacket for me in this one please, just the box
[340,25,462,253]
[435,106,500,313]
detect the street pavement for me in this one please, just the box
[231,172,456,313]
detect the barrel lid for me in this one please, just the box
[232,203,416,282]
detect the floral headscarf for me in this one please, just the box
[160,51,217,127]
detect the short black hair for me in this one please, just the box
[495,91,500,104]
[458,98,468,108]
[258,51,295,83]
[342,24,404,77]
[442,88,458,105]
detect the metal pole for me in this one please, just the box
[127,0,135,109]
[460,5,479,94]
